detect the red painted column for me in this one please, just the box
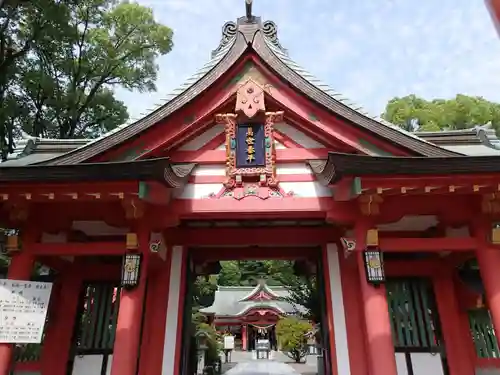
[0,252,35,375]
[473,218,500,348]
[41,267,82,375]
[355,221,397,375]
[242,324,247,351]
[433,267,475,375]
[110,232,149,375]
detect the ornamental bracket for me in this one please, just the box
[215,79,282,190]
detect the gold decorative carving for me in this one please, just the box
[215,111,283,189]
[492,227,500,244]
[366,229,379,246]
[6,235,20,252]
[126,233,138,250]
[235,79,266,118]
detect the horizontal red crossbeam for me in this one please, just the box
[169,148,330,164]
[348,237,477,252]
[190,246,319,261]
[29,242,125,256]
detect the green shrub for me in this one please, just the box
[276,317,312,363]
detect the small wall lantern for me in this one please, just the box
[363,247,385,285]
[121,253,142,289]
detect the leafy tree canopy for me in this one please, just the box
[276,317,312,363]
[0,0,173,158]
[382,94,500,133]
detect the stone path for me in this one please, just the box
[224,360,300,375]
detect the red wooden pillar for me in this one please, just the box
[41,267,82,375]
[242,324,247,351]
[0,252,35,375]
[433,267,475,375]
[473,219,500,347]
[355,221,398,375]
[110,230,149,375]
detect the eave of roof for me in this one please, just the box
[43,11,460,165]
[309,152,500,185]
[0,157,195,188]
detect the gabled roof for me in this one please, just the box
[41,8,458,165]
[200,284,305,317]
[416,124,500,156]
[238,280,280,301]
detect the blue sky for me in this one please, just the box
[116,0,500,122]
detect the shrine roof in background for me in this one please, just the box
[200,284,305,318]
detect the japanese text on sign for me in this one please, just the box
[0,280,52,344]
[246,126,255,163]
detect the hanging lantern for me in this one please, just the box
[363,247,385,285]
[121,253,142,289]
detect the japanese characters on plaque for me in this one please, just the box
[0,280,52,344]
[236,123,265,168]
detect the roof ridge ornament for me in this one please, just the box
[245,0,254,22]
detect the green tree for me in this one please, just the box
[0,0,65,157]
[382,94,500,134]
[276,317,312,363]
[19,0,173,139]
[217,261,242,286]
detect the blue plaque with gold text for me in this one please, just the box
[235,124,265,168]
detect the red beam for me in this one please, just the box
[358,175,500,190]
[348,237,477,252]
[29,242,125,256]
[165,227,338,246]
[169,148,330,164]
[188,174,316,184]
[385,260,445,276]
[166,197,341,220]
[190,247,319,261]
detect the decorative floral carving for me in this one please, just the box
[215,88,283,189]
[235,80,265,118]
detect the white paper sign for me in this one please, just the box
[0,279,53,343]
[223,335,235,350]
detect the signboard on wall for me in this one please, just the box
[223,335,235,350]
[235,123,265,168]
[0,280,53,344]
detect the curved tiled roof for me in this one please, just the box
[44,11,459,165]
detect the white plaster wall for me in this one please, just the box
[280,182,332,197]
[325,243,350,375]
[14,372,41,375]
[395,353,408,375]
[395,353,445,375]
[410,353,444,375]
[71,355,112,375]
[192,165,226,176]
[274,122,325,148]
[179,125,224,151]
[162,246,184,375]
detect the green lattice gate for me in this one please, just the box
[68,282,121,374]
[469,308,499,358]
[386,278,448,375]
